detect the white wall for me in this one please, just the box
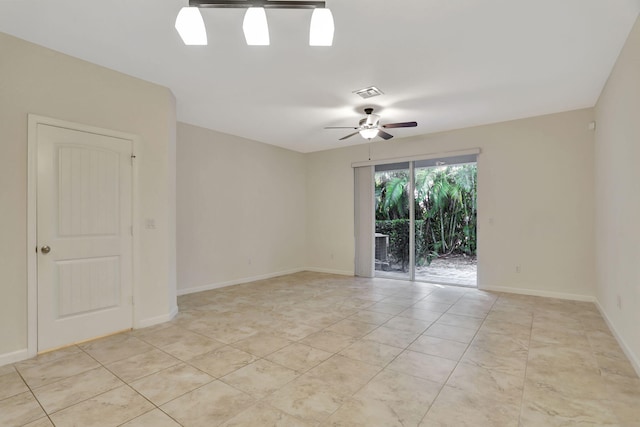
[594,15,640,372]
[307,109,596,299]
[306,145,363,276]
[176,123,307,294]
[0,32,177,359]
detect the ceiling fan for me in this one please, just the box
[325,108,418,141]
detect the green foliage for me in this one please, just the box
[375,164,477,267]
[375,220,425,272]
[375,171,410,220]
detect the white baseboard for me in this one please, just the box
[304,267,354,276]
[0,348,29,367]
[136,305,179,329]
[481,285,596,302]
[177,268,306,296]
[595,300,640,377]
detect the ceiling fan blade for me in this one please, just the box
[339,131,360,141]
[325,126,359,129]
[378,130,394,140]
[382,121,418,129]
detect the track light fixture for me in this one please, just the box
[175,7,208,45]
[243,7,270,45]
[176,0,334,46]
[309,8,334,46]
[190,0,326,9]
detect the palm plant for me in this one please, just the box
[375,171,409,220]
[375,164,477,270]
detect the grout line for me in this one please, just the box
[516,309,534,427]
[15,275,623,426]
[311,285,462,423]
[173,280,489,424]
[418,289,499,424]
[11,363,54,426]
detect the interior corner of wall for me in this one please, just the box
[0,348,30,367]
[136,305,178,330]
[595,298,640,377]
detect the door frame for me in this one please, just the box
[27,114,140,357]
[367,151,480,286]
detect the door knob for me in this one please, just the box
[41,246,51,254]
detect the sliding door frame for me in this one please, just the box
[356,148,480,284]
[408,161,416,282]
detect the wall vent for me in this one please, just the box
[353,86,384,99]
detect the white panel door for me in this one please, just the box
[37,124,133,351]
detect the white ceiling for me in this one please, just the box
[1,1,639,153]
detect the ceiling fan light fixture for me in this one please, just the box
[326,108,416,141]
[309,8,334,46]
[243,7,270,46]
[359,128,379,140]
[175,7,208,45]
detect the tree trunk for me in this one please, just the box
[439,209,447,252]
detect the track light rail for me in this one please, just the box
[190,0,326,9]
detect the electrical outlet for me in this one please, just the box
[617,295,622,309]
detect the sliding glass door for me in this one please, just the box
[374,162,412,281]
[370,154,478,287]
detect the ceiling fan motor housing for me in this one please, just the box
[325,107,416,141]
[361,110,380,128]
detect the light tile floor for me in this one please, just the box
[1,272,639,426]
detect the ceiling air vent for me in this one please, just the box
[353,86,384,99]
